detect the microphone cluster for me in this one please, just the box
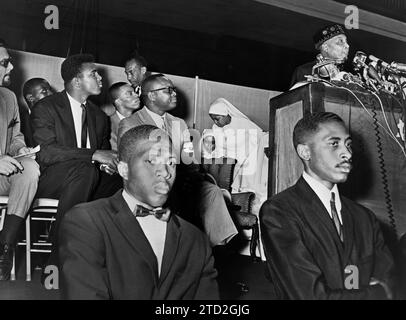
[352,51,405,94]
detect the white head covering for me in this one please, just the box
[208,98,250,120]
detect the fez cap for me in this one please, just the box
[313,24,346,50]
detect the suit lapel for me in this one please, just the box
[59,91,79,147]
[296,178,345,254]
[86,103,97,148]
[0,92,8,154]
[140,107,156,126]
[159,214,181,284]
[110,191,160,285]
[340,199,355,265]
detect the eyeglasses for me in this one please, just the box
[0,57,12,68]
[149,86,177,95]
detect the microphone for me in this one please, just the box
[353,52,382,82]
[368,55,391,70]
[390,62,406,75]
[367,64,383,84]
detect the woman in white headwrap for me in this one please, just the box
[208,98,268,214]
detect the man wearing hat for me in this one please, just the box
[290,24,349,88]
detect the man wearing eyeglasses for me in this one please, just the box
[0,39,40,280]
[118,74,238,247]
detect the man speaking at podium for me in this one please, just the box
[290,24,350,88]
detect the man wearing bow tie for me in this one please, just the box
[59,125,219,299]
[260,112,394,299]
[118,74,238,247]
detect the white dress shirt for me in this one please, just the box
[302,171,343,224]
[116,111,126,121]
[66,92,90,148]
[145,106,166,130]
[122,189,167,276]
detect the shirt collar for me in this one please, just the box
[116,111,126,121]
[302,171,341,213]
[122,189,155,212]
[145,106,166,126]
[66,92,85,109]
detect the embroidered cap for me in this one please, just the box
[313,24,346,50]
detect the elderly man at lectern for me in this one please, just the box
[290,24,350,89]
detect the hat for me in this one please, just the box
[313,24,346,50]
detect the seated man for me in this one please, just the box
[22,78,54,147]
[31,54,123,267]
[0,41,40,280]
[59,125,219,299]
[100,52,148,116]
[260,112,394,299]
[108,82,140,151]
[118,74,238,246]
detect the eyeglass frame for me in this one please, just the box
[148,86,177,95]
[0,57,12,69]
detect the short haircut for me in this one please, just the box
[119,124,171,163]
[140,73,167,104]
[61,53,95,84]
[108,82,128,105]
[140,73,166,96]
[0,38,6,48]
[23,78,48,98]
[293,112,345,149]
[125,51,147,68]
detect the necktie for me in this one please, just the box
[81,104,88,148]
[330,192,343,242]
[135,85,141,97]
[161,116,167,132]
[133,205,171,222]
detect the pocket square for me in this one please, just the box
[8,118,19,128]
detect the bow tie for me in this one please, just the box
[133,205,171,222]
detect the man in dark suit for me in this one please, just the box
[260,112,394,299]
[124,51,149,96]
[31,54,123,266]
[59,125,219,299]
[21,78,54,147]
[118,74,238,247]
[290,24,350,88]
[108,82,140,151]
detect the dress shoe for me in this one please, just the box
[0,243,14,281]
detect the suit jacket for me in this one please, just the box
[0,87,26,156]
[109,112,121,152]
[260,177,394,300]
[30,91,111,169]
[118,106,189,158]
[289,60,316,88]
[59,190,219,300]
[19,104,35,147]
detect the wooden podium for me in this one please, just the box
[268,82,406,236]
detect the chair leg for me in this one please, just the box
[0,208,5,231]
[250,223,260,262]
[26,215,31,281]
[10,252,16,281]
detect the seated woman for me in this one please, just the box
[207,98,268,215]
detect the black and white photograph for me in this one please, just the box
[0,0,406,306]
